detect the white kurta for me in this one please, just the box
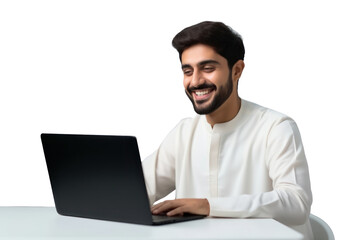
[142,99,314,239]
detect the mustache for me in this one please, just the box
[187,83,216,93]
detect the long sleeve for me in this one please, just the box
[207,119,312,226]
[142,121,180,206]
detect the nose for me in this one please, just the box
[190,69,204,87]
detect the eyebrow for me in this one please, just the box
[181,60,220,69]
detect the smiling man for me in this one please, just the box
[142,21,313,239]
[182,44,242,125]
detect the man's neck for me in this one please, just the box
[206,95,241,128]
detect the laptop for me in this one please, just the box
[41,133,205,225]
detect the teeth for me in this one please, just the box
[195,90,210,96]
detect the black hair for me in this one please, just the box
[172,21,245,69]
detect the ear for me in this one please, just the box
[232,60,245,82]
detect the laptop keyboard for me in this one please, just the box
[152,214,184,221]
[152,214,205,224]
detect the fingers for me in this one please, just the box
[151,200,184,216]
[167,206,186,216]
[151,198,210,216]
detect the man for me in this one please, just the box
[142,21,313,239]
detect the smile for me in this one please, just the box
[192,88,215,101]
[195,89,211,96]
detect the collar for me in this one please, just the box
[201,99,248,134]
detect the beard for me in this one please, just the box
[185,72,233,115]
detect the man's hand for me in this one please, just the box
[151,198,210,216]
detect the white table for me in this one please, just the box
[0,207,304,239]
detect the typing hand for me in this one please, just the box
[151,198,210,216]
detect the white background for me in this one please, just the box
[1,0,359,238]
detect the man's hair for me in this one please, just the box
[172,21,245,69]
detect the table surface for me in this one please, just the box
[0,207,304,240]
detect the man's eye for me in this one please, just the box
[203,66,215,72]
[183,70,192,75]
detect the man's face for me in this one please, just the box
[181,44,233,115]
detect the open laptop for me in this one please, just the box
[41,133,205,225]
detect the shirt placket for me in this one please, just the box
[209,132,220,197]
